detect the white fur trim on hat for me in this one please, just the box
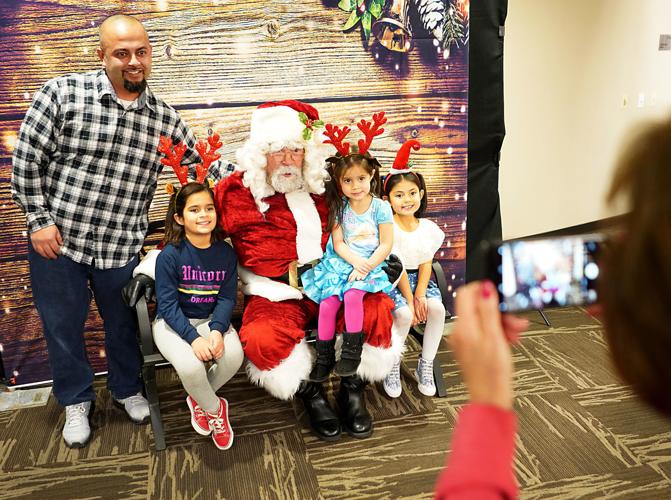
[250,106,305,146]
[245,338,314,400]
[285,191,324,264]
[388,167,412,175]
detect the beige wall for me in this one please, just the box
[500,0,671,239]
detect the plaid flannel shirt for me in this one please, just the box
[11,70,235,269]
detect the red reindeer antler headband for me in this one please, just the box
[158,133,222,195]
[323,111,387,157]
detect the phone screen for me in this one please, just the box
[493,235,602,312]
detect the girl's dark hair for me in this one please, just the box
[325,153,382,231]
[600,117,671,416]
[162,182,224,246]
[382,171,428,218]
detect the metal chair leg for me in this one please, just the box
[538,309,551,327]
[433,357,448,397]
[143,364,166,451]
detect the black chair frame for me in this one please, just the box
[136,294,168,450]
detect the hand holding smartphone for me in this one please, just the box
[482,234,604,312]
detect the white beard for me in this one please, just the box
[270,165,305,193]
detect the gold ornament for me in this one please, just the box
[372,0,412,52]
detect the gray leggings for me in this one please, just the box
[153,317,244,414]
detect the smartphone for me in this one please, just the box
[483,234,604,312]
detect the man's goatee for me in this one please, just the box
[123,79,147,94]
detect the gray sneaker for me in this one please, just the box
[113,392,150,424]
[415,357,436,396]
[63,401,93,448]
[383,359,402,398]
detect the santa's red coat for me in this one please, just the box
[214,172,394,371]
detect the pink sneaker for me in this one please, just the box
[207,397,234,450]
[186,396,211,436]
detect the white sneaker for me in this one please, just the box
[415,357,436,396]
[114,392,150,424]
[383,359,403,398]
[63,401,93,448]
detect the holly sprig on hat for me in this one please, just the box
[298,112,325,140]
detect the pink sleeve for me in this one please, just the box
[434,404,518,500]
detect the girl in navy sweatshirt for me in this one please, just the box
[154,182,242,450]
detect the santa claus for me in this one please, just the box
[128,100,405,441]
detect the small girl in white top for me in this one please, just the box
[382,140,446,397]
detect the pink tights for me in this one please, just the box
[317,289,366,340]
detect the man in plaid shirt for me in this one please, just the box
[11,14,230,448]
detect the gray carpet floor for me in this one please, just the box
[1,307,670,499]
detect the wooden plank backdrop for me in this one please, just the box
[0,0,468,386]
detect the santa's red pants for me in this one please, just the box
[239,292,394,371]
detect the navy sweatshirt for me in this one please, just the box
[155,238,237,344]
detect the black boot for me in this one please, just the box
[296,381,341,441]
[337,375,373,438]
[309,338,336,383]
[334,331,364,377]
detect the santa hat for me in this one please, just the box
[236,100,330,213]
[383,139,421,191]
[390,139,420,174]
[251,100,321,146]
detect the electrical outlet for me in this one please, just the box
[637,92,645,108]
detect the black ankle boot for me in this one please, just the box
[334,331,364,377]
[309,338,336,383]
[337,375,373,438]
[296,381,341,441]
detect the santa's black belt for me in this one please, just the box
[271,262,314,289]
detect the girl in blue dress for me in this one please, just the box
[302,147,394,381]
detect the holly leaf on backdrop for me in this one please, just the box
[362,11,372,40]
[340,0,384,42]
[369,0,384,18]
[338,0,356,11]
[343,9,361,31]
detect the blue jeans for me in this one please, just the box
[28,244,142,406]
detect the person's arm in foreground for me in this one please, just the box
[435,281,528,500]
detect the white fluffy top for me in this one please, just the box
[392,218,445,269]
